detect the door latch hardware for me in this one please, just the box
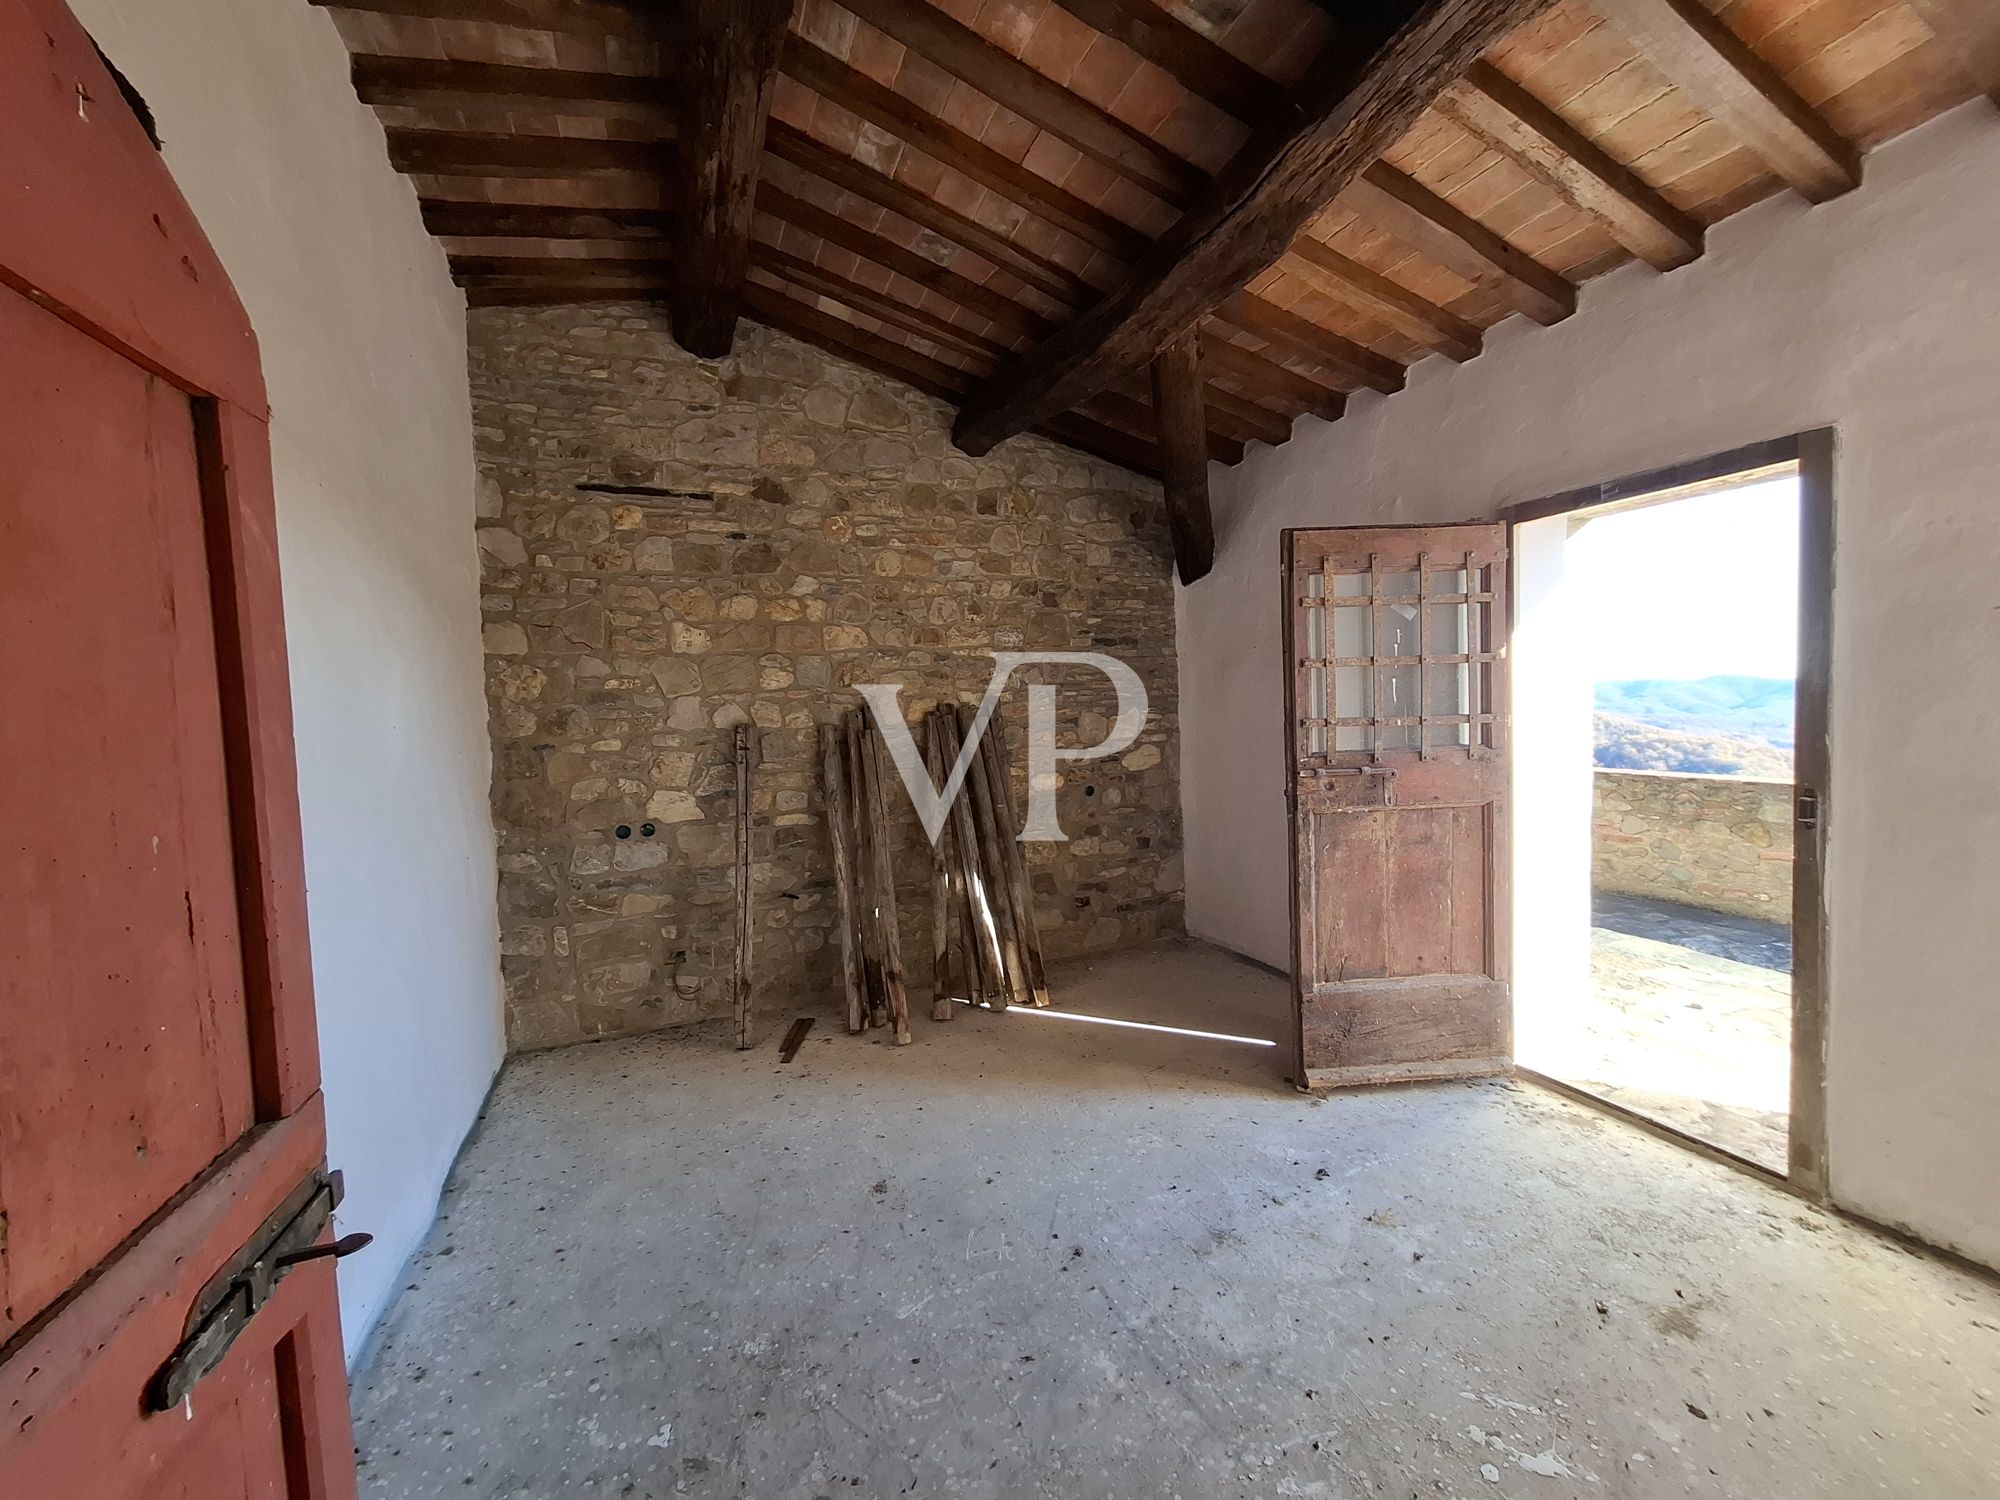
[1796,787,1820,829]
[145,1168,371,1413]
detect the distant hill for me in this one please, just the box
[1593,676,1794,776]
[1595,713,1793,778]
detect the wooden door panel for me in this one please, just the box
[0,289,255,1339]
[1,5,358,1493]
[1285,525,1511,1090]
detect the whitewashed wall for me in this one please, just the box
[69,0,506,1355]
[1180,104,2000,1270]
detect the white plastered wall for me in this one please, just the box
[1179,103,2000,1269]
[67,0,506,1354]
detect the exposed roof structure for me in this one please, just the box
[317,0,1995,574]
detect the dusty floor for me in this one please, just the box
[349,942,2000,1499]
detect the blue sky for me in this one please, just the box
[1566,475,1800,684]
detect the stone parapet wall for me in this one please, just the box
[1593,769,1793,921]
[471,309,1184,1051]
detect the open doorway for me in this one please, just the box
[1511,437,1831,1183]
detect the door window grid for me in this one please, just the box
[1297,549,1499,761]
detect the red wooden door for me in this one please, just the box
[0,4,359,1495]
[1283,525,1512,1090]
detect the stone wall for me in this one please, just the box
[471,307,1185,1051]
[1593,769,1793,921]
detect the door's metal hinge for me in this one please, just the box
[1796,787,1821,828]
[145,1168,371,1413]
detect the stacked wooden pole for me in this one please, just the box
[925,703,1052,1013]
[821,702,1054,1038]
[820,710,911,1045]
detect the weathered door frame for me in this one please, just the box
[1501,431,1836,1196]
[1,2,356,1492]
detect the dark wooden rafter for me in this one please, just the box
[309,0,646,34]
[1345,163,1573,324]
[951,0,1551,456]
[779,34,1144,259]
[763,121,1091,305]
[1047,0,1279,125]
[351,54,668,116]
[1590,0,1859,202]
[1435,61,1703,271]
[1282,233,1483,361]
[741,282,1168,477]
[674,0,793,357]
[1210,292,1406,395]
[384,128,660,176]
[751,243,1007,364]
[1150,329,1216,586]
[754,182,1045,337]
[1086,392,1243,466]
[836,0,1202,203]
[422,201,672,240]
[1905,0,2000,105]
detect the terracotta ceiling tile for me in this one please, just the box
[797,0,861,56]
[982,0,1053,57]
[1067,34,1140,109]
[847,23,909,86]
[979,109,1041,163]
[941,81,1001,139]
[1022,132,1087,186]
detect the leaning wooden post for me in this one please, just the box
[922,711,960,1022]
[979,713,1053,1007]
[857,712,914,1045]
[957,702,1032,1008]
[732,723,757,1050]
[844,711,888,1029]
[819,722,867,1035]
[937,705,1005,1009]
[1151,328,1216,586]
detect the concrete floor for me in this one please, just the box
[350,942,2000,1499]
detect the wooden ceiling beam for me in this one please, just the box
[1151,330,1216,585]
[749,243,1009,365]
[1282,234,1483,361]
[1211,292,1407,395]
[1037,413,1168,480]
[1590,0,1859,202]
[1046,0,1278,125]
[350,54,667,115]
[310,0,647,36]
[448,254,672,283]
[948,0,1547,457]
[1199,337,1347,422]
[1436,62,1702,270]
[1084,392,1242,467]
[754,182,1046,339]
[673,0,792,357]
[464,284,670,307]
[838,0,1202,203]
[764,121,1090,307]
[745,280,972,402]
[779,35,1145,258]
[1345,162,1574,324]
[384,127,661,177]
[1906,0,2000,105]
[421,201,673,240]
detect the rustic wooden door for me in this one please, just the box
[0,4,360,1496]
[1283,525,1512,1091]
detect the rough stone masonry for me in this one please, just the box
[471,307,1186,1050]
